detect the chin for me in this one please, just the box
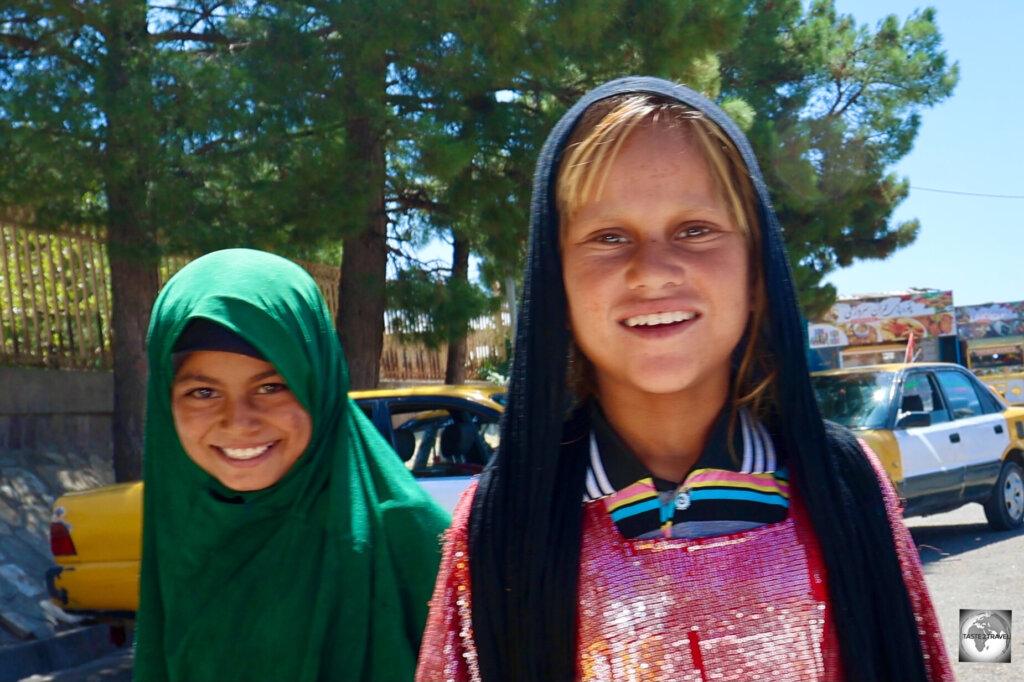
[214,471,278,492]
[606,360,727,399]
[613,373,698,397]
[635,378,702,396]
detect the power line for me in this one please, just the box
[910,185,1024,199]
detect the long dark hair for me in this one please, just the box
[469,77,929,682]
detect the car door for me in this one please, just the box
[932,369,1009,501]
[353,397,390,439]
[379,396,500,513]
[892,370,966,514]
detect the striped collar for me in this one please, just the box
[584,403,780,501]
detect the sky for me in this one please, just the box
[826,0,1024,307]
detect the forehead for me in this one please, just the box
[603,124,708,184]
[173,350,279,381]
[567,122,719,214]
[558,105,757,243]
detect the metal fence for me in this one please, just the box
[0,211,508,380]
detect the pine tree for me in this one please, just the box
[721,0,958,315]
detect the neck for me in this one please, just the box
[596,377,730,483]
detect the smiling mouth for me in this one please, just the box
[622,311,697,327]
[218,443,275,461]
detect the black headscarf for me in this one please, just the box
[469,77,929,682]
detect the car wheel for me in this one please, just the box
[983,460,1024,531]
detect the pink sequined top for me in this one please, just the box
[416,443,953,682]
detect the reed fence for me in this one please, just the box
[0,212,508,381]
[381,309,511,381]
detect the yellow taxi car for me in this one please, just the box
[811,363,1024,530]
[46,384,504,617]
[981,370,1024,406]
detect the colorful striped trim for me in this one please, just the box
[610,499,661,522]
[584,407,790,538]
[686,469,790,497]
[604,479,658,512]
[688,488,789,507]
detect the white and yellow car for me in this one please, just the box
[811,363,1024,530]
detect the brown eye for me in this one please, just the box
[594,232,628,244]
[185,387,217,399]
[677,225,712,239]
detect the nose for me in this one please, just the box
[625,239,684,290]
[221,396,260,431]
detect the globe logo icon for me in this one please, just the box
[959,610,1011,662]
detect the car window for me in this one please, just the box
[388,403,498,477]
[898,372,949,426]
[810,371,895,429]
[981,387,1005,413]
[934,371,984,419]
[969,375,1007,414]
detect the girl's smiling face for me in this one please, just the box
[561,123,752,404]
[171,350,313,491]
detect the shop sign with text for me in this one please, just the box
[957,301,1024,340]
[809,291,955,349]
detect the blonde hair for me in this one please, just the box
[556,94,776,421]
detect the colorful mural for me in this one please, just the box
[808,290,955,349]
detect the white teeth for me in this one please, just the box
[624,311,695,327]
[221,444,272,460]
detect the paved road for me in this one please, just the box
[18,648,132,682]
[22,503,1023,681]
[905,502,1023,681]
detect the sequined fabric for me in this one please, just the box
[416,450,954,682]
[856,440,954,682]
[577,490,839,682]
[416,486,482,682]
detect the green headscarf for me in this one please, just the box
[134,248,450,682]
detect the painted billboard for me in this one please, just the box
[956,300,1024,339]
[808,290,955,349]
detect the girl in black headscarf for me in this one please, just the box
[417,77,951,682]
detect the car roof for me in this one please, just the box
[811,362,966,377]
[349,383,506,410]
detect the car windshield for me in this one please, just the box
[811,371,896,430]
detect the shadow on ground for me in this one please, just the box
[19,648,132,682]
[909,521,1024,564]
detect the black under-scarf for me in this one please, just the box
[469,76,929,682]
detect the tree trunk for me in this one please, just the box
[109,244,159,482]
[444,232,471,384]
[337,85,387,389]
[103,0,160,482]
[338,202,386,389]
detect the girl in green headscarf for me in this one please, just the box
[134,248,450,682]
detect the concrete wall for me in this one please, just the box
[0,368,116,645]
[0,368,112,455]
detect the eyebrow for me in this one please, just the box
[571,199,729,220]
[173,369,282,385]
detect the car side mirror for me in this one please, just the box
[897,412,931,429]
